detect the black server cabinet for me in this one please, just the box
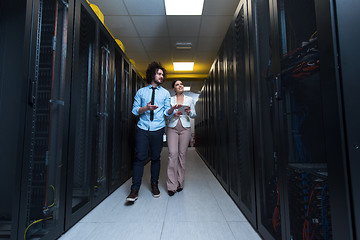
[270,0,354,239]
[129,68,137,166]
[92,26,112,206]
[1,0,74,239]
[65,1,97,229]
[204,79,210,164]
[223,0,257,226]
[217,45,230,191]
[196,0,257,226]
[0,2,30,239]
[335,1,360,238]
[65,0,120,229]
[196,0,357,239]
[207,76,214,172]
[120,59,132,179]
[105,41,116,195]
[109,47,123,193]
[225,22,239,205]
[250,0,280,239]
[213,61,220,176]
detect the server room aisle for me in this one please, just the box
[58,148,261,240]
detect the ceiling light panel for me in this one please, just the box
[173,62,194,71]
[165,0,204,15]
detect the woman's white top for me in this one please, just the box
[168,95,197,128]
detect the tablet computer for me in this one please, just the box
[176,105,189,113]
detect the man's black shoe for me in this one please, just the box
[151,183,160,198]
[126,189,139,202]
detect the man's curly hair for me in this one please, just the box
[146,61,166,84]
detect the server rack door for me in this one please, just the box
[197,84,204,157]
[232,0,256,224]
[218,44,230,190]
[202,82,208,160]
[335,0,360,238]
[213,60,221,176]
[120,59,131,179]
[128,68,137,165]
[225,24,238,198]
[207,76,214,171]
[105,42,115,194]
[205,66,212,169]
[65,3,96,229]
[273,0,352,238]
[205,81,209,158]
[91,29,112,206]
[1,1,31,239]
[17,0,73,239]
[312,0,354,239]
[251,0,280,238]
[109,49,123,192]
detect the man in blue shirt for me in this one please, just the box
[126,61,177,202]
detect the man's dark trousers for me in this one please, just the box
[131,126,165,190]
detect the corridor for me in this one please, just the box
[58,148,261,240]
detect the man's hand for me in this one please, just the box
[147,101,158,111]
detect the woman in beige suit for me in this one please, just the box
[166,80,196,196]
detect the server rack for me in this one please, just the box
[0,1,30,238]
[195,0,357,239]
[272,0,353,238]
[65,1,97,229]
[217,45,230,192]
[2,0,141,238]
[129,68,138,167]
[119,59,132,180]
[91,24,113,207]
[109,46,124,193]
[232,1,257,225]
[64,0,138,230]
[1,0,75,239]
[335,1,360,238]
[25,0,73,238]
[250,0,280,239]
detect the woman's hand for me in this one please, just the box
[172,104,182,110]
[174,111,183,117]
[167,104,182,115]
[184,106,191,115]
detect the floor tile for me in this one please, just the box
[228,221,262,240]
[161,221,236,240]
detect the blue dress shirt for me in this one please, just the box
[132,85,172,131]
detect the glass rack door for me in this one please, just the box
[253,0,280,238]
[93,42,110,201]
[120,60,131,178]
[66,6,95,226]
[277,0,332,239]
[21,0,70,238]
[110,50,122,190]
[232,1,255,221]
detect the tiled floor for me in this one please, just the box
[58,148,262,240]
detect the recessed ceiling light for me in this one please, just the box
[173,62,194,71]
[165,0,204,15]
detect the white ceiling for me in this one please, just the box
[88,0,241,92]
